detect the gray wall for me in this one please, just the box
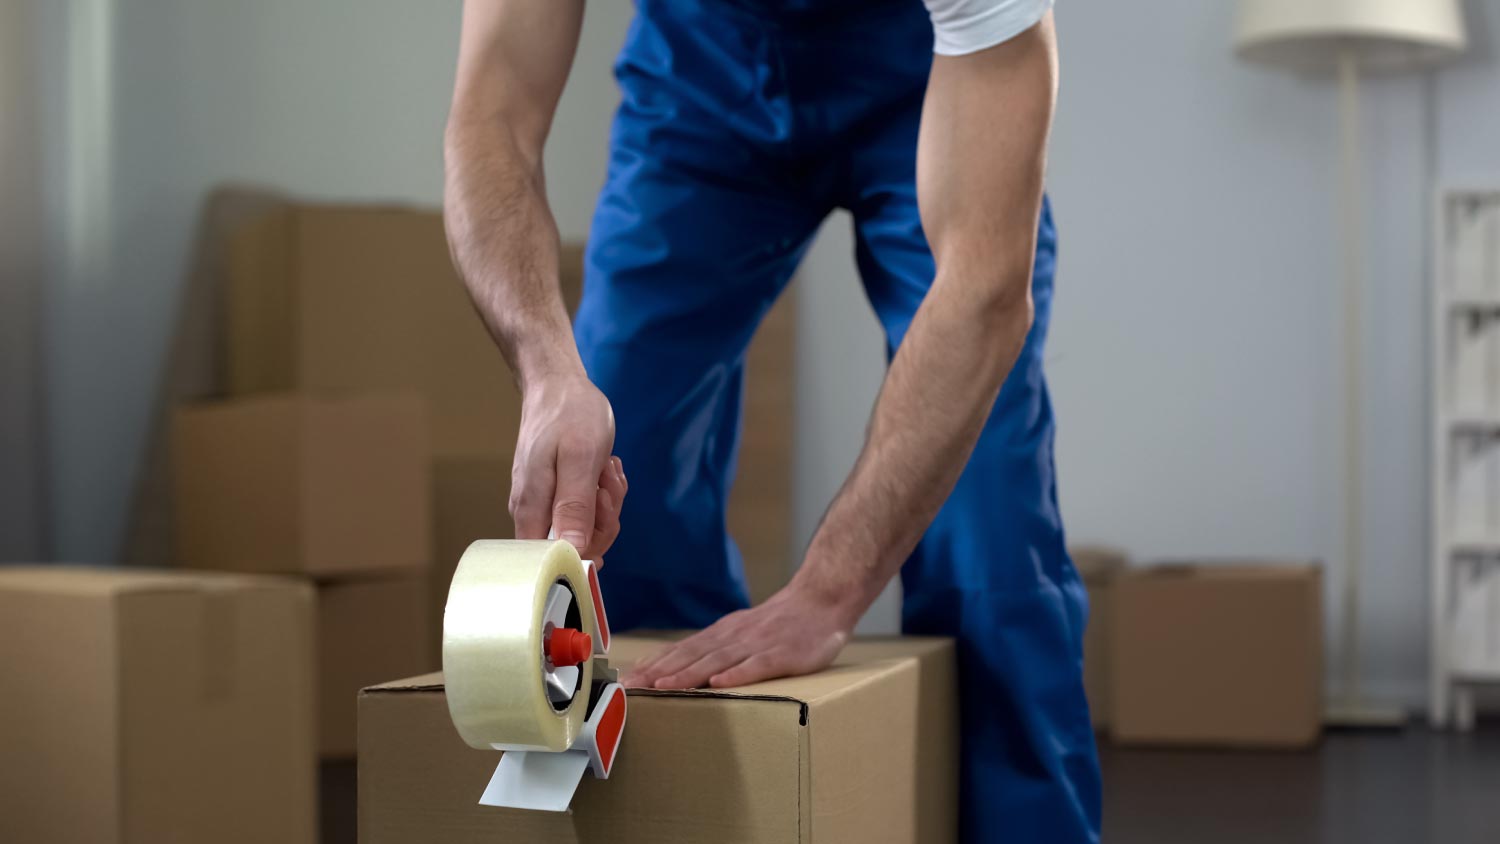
[36,0,1500,704]
[0,0,62,561]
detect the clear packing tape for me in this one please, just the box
[443,539,598,752]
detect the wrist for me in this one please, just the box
[511,331,587,395]
[789,543,886,633]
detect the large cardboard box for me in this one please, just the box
[0,566,316,844]
[359,636,958,843]
[318,575,433,758]
[1071,545,1127,730]
[173,394,430,578]
[226,206,584,458]
[1111,562,1324,748]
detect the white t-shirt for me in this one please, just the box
[923,0,1053,56]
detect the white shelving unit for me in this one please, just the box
[1431,187,1500,729]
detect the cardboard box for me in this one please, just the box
[1071,546,1127,730]
[318,576,434,758]
[0,566,316,844]
[1111,562,1324,748]
[173,394,430,578]
[226,205,584,458]
[359,636,958,843]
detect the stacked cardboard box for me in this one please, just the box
[172,394,433,758]
[359,636,959,843]
[221,203,532,663]
[0,566,317,844]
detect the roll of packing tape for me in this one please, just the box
[444,540,598,752]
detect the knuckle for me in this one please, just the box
[552,498,592,519]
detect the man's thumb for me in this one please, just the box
[550,492,595,554]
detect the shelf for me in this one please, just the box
[1433,188,1500,729]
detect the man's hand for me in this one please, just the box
[510,373,628,561]
[622,577,864,689]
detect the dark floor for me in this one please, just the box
[322,726,1500,843]
[1100,726,1500,844]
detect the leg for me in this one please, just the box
[845,117,1101,842]
[578,21,831,631]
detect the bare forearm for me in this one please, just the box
[444,120,581,389]
[798,267,1033,608]
[444,0,584,391]
[794,15,1056,618]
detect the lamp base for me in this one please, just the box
[1323,699,1407,730]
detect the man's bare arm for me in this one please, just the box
[446,0,626,558]
[795,12,1058,613]
[627,14,1057,689]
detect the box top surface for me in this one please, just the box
[367,635,953,707]
[0,565,306,598]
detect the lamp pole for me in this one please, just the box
[1336,46,1367,714]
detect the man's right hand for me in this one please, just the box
[509,373,628,562]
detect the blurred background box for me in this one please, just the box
[0,566,316,844]
[358,636,957,844]
[317,576,430,758]
[730,293,797,603]
[225,205,583,458]
[172,393,430,578]
[1071,545,1128,731]
[1111,562,1323,748]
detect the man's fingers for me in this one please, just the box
[635,626,731,686]
[709,650,788,688]
[552,438,606,552]
[509,453,554,539]
[586,487,620,560]
[655,645,752,690]
[623,642,677,687]
[603,457,627,504]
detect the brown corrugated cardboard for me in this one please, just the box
[1071,546,1127,730]
[226,205,584,458]
[0,566,316,844]
[172,394,430,578]
[318,576,433,758]
[1111,562,1324,748]
[358,636,957,843]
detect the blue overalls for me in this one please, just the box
[573,1,1101,841]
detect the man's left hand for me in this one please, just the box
[621,580,864,689]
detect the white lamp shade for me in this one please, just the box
[1236,0,1467,71]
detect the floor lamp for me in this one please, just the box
[1234,0,1467,726]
